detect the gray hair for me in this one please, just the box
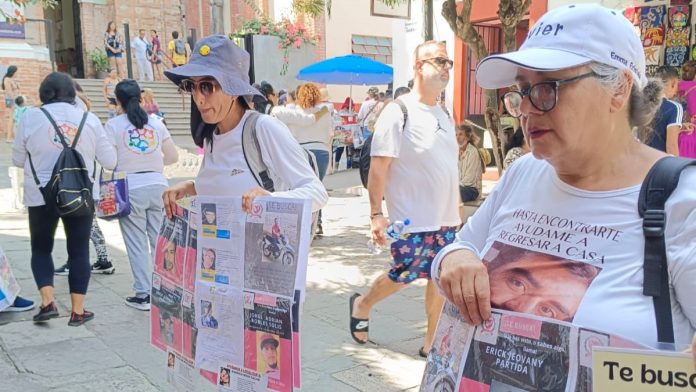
[589,62,662,142]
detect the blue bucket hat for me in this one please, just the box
[164,34,262,98]
[163,35,263,147]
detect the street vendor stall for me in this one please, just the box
[296,55,393,169]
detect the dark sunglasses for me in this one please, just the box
[180,79,219,96]
[503,71,600,118]
[421,57,454,68]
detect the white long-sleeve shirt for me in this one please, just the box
[12,102,117,207]
[271,104,316,138]
[194,110,328,212]
[272,105,332,152]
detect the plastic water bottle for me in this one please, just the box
[367,219,411,255]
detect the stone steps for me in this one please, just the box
[74,79,191,136]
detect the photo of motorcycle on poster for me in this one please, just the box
[243,199,305,298]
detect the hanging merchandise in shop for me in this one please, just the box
[624,1,695,74]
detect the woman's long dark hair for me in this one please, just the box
[39,72,76,105]
[115,79,148,129]
[2,65,17,90]
[505,127,525,152]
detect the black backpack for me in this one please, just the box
[28,108,95,218]
[359,99,408,189]
[639,156,696,344]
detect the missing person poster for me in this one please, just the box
[154,205,189,286]
[166,349,195,392]
[420,307,652,392]
[151,273,184,353]
[243,198,305,298]
[243,292,293,392]
[155,196,310,389]
[218,364,267,392]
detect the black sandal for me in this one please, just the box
[349,293,369,344]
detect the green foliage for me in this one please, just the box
[292,0,409,17]
[292,0,325,18]
[88,48,109,72]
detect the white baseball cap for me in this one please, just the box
[476,4,647,89]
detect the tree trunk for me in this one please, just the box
[442,0,504,173]
[502,25,516,54]
[442,0,533,175]
[483,90,504,173]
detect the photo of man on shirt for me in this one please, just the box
[482,241,601,322]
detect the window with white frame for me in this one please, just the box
[351,35,392,64]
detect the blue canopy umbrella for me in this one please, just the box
[296,54,393,85]
[297,55,393,112]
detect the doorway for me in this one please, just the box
[43,0,84,78]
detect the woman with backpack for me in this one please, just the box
[104,22,125,78]
[11,72,117,326]
[106,80,179,311]
[161,35,327,220]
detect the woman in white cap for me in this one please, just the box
[433,3,696,354]
[161,35,327,218]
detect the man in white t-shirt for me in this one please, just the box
[131,29,154,81]
[349,41,460,355]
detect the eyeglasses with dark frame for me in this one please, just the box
[420,57,454,68]
[179,78,219,96]
[503,71,600,118]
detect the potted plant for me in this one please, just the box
[88,48,109,79]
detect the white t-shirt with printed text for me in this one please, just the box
[432,155,696,347]
[370,92,461,233]
[105,113,172,190]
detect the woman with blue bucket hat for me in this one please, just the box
[162,35,327,217]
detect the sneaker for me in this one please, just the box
[125,295,151,311]
[1,296,35,312]
[55,263,69,276]
[91,261,115,275]
[33,302,59,322]
[68,309,95,326]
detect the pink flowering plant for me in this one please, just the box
[232,17,318,75]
